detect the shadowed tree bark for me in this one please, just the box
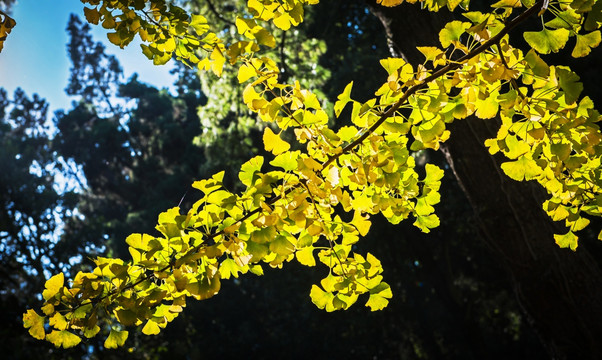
[365,2,602,358]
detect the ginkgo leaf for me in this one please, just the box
[269,235,295,256]
[219,258,243,279]
[413,214,440,233]
[104,329,129,349]
[23,309,46,340]
[83,7,100,25]
[190,14,209,34]
[500,155,542,181]
[239,156,263,187]
[584,0,602,31]
[310,285,334,311]
[569,217,590,232]
[142,320,161,335]
[237,63,256,83]
[491,0,522,8]
[270,151,300,171]
[365,282,393,311]
[334,82,353,117]
[295,246,316,267]
[572,31,601,58]
[380,57,407,75]
[49,312,69,330]
[439,21,470,48]
[424,163,444,185]
[42,272,64,301]
[263,127,290,155]
[556,67,583,104]
[475,91,500,119]
[83,325,101,338]
[351,211,371,236]
[554,231,578,251]
[376,0,404,7]
[46,330,81,349]
[523,28,570,54]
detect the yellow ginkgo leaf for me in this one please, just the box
[46,330,81,349]
[42,272,64,301]
[104,329,129,349]
[376,0,405,7]
[263,127,290,155]
[23,309,46,340]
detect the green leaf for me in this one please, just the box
[250,226,276,244]
[523,28,570,54]
[584,0,602,31]
[46,330,81,349]
[556,67,583,104]
[554,231,578,251]
[269,235,295,256]
[23,309,46,340]
[524,49,550,78]
[104,329,128,349]
[115,308,138,326]
[572,31,601,58]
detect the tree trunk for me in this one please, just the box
[366,2,602,358]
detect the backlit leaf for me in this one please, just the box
[23,309,45,340]
[104,329,128,349]
[366,282,393,311]
[46,330,81,349]
[500,155,542,181]
[572,31,601,58]
[439,21,470,48]
[296,246,316,267]
[239,156,264,186]
[554,231,578,251]
[142,320,161,335]
[376,0,404,6]
[524,28,569,54]
[334,82,353,117]
[42,272,64,300]
[263,127,290,155]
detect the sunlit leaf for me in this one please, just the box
[46,330,81,349]
[263,127,290,155]
[524,28,570,54]
[23,309,45,340]
[104,329,128,349]
[42,273,64,301]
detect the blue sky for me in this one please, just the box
[0,0,176,114]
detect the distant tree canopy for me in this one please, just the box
[1,0,601,359]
